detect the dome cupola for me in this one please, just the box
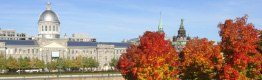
[38,2,60,23]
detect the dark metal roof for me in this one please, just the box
[68,42,130,48]
[0,40,130,48]
[0,40,35,45]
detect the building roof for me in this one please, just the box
[0,40,130,48]
[0,40,36,45]
[68,42,130,48]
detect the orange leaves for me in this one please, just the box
[179,38,224,79]
[116,31,179,80]
[218,15,262,79]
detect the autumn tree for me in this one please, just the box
[73,56,82,69]
[179,38,224,79]
[218,15,262,79]
[116,31,180,80]
[29,58,38,69]
[257,32,262,53]
[6,56,18,72]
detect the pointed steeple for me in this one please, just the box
[158,12,164,33]
[179,19,184,30]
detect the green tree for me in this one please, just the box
[20,57,30,70]
[83,57,99,71]
[47,60,58,70]
[62,58,73,69]
[6,56,18,72]
[109,58,118,70]
[36,59,46,69]
[0,53,6,70]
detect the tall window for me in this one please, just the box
[36,49,38,53]
[42,26,44,31]
[56,26,58,31]
[32,49,34,54]
[53,25,55,31]
[49,26,51,31]
[45,26,47,31]
[28,49,30,54]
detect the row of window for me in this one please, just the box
[0,34,26,37]
[68,49,95,54]
[0,38,26,40]
[5,48,126,55]
[6,48,39,54]
[41,25,58,31]
[115,50,126,54]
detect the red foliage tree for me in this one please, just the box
[218,15,262,79]
[179,38,224,79]
[116,31,180,80]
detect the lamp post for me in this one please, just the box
[19,51,21,75]
[81,50,83,74]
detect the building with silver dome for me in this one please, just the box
[38,2,60,39]
[0,2,129,71]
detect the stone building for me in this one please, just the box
[0,2,129,71]
[173,19,191,52]
[0,29,29,40]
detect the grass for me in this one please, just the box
[0,71,121,77]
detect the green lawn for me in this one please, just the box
[0,71,121,77]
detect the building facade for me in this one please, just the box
[0,29,30,40]
[0,2,128,71]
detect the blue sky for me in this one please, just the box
[0,0,261,42]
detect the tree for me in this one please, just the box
[116,31,180,80]
[36,59,46,69]
[20,57,30,70]
[62,58,73,70]
[6,56,18,72]
[109,58,118,70]
[47,60,58,70]
[89,57,99,71]
[29,58,37,69]
[73,56,82,69]
[257,32,262,53]
[218,15,262,79]
[179,38,224,79]
[0,53,6,70]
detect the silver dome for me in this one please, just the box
[38,10,60,23]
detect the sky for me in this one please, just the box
[0,0,261,42]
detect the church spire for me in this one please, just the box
[46,2,51,10]
[158,12,164,33]
[179,19,184,30]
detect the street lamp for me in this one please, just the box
[81,50,83,74]
[18,50,21,75]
